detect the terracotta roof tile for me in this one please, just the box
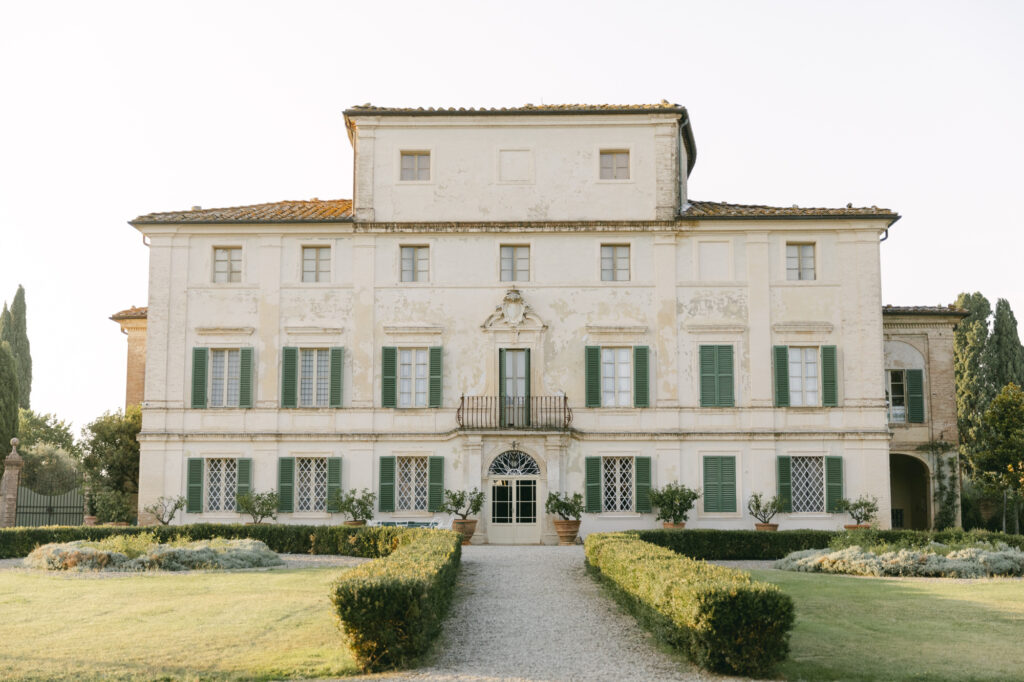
[110,306,148,320]
[344,101,687,116]
[883,305,969,316]
[684,200,896,218]
[131,199,352,225]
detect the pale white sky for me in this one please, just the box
[1,0,1021,430]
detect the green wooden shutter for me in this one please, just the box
[774,346,790,407]
[326,458,342,513]
[329,347,344,408]
[585,346,601,407]
[186,458,203,513]
[585,456,602,513]
[281,347,298,408]
[524,349,532,426]
[239,347,254,408]
[821,345,838,407]
[429,346,443,408]
[907,369,925,423]
[381,347,397,408]
[236,458,252,510]
[379,456,395,512]
[498,349,507,428]
[634,456,652,513]
[699,346,717,407]
[703,456,722,512]
[191,347,209,409]
[718,345,734,407]
[826,456,843,512]
[720,456,737,512]
[428,456,444,512]
[633,346,650,408]
[277,458,294,513]
[777,456,792,513]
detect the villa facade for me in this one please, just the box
[132,102,907,542]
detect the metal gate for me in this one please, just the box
[15,486,85,526]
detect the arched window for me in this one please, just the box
[488,450,540,476]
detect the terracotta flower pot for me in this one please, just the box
[451,519,477,545]
[662,521,686,529]
[343,520,367,527]
[844,524,871,530]
[553,519,581,546]
[755,523,779,531]
[83,515,98,527]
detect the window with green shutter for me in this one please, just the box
[773,346,790,407]
[703,455,737,512]
[825,456,843,513]
[906,369,925,423]
[429,347,443,408]
[585,456,601,512]
[281,347,298,408]
[633,346,650,408]
[329,347,344,408]
[776,456,792,513]
[191,348,209,409]
[277,458,295,513]
[635,456,652,512]
[238,347,253,408]
[428,456,444,511]
[821,345,838,407]
[379,456,396,512]
[326,458,342,512]
[236,458,252,505]
[381,347,397,408]
[585,346,601,407]
[699,345,734,407]
[186,458,203,513]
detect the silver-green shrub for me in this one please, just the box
[775,543,1024,578]
[24,537,283,572]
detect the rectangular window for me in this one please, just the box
[788,347,819,406]
[295,457,328,512]
[887,370,907,423]
[400,151,430,181]
[699,345,734,407]
[601,244,630,281]
[213,247,242,283]
[398,348,429,408]
[302,246,330,283]
[206,458,237,512]
[401,246,429,282]
[299,349,331,407]
[397,456,429,511]
[786,243,815,281]
[601,348,632,407]
[702,455,737,513]
[599,150,630,180]
[209,349,241,407]
[791,456,825,512]
[500,245,530,282]
[602,456,634,511]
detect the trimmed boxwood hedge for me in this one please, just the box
[586,532,794,677]
[0,523,407,559]
[330,528,462,672]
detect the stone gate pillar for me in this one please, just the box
[0,438,24,527]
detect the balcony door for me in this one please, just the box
[499,348,531,427]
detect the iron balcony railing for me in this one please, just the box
[457,395,573,430]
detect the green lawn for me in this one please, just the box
[750,569,1024,681]
[0,567,359,681]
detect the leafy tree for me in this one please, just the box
[0,341,19,473]
[983,298,1024,400]
[19,443,81,494]
[977,383,1024,533]
[9,286,30,409]
[954,292,992,461]
[80,405,141,495]
[18,408,81,458]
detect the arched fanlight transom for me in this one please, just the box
[488,450,540,476]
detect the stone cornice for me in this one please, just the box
[195,327,255,336]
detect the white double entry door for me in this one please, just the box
[486,448,543,545]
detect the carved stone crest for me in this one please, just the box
[482,289,546,334]
[501,289,526,326]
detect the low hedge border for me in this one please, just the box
[585,532,794,677]
[330,528,462,672]
[0,524,407,559]
[633,528,1024,560]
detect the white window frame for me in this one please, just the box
[398,348,429,408]
[295,457,328,513]
[788,347,819,407]
[206,458,238,513]
[302,246,331,283]
[401,245,429,282]
[600,347,633,407]
[500,245,530,282]
[790,455,825,513]
[601,244,630,282]
[886,369,907,423]
[209,348,241,408]
[397,455,429,511]
[213,247,242,283]
[399,150,431,182]
[599,149,630,180]
[786,243,815,281]
[602,456,635,512]
[298,348,331,408]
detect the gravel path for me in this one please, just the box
[372,545,730,682]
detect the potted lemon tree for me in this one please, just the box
[747,492,783,531]
[837,494,879,529]
[545,492,584,545]
[649,483,701,529]
[440,488,485,544]
[334,488,377,526]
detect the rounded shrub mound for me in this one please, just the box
[24,533,284,572]
[775,540,1024,578]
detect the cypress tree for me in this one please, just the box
[983,298,1024,401]
[0,341,19,466]
[9,285,30,409]
[955,292,992,459]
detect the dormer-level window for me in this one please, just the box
[786,243,815,281]
[400,151,430,181]
[599,150,630,180]
[214,247,242,283]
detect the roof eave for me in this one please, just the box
[683,213,901,226]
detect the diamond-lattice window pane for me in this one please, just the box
[602,457,633,512]
[397,456,429,511]
[791,456,824,512]
[297,458,313,512]
[208,459,222,512]
[316,350,329,406]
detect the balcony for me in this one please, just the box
[457,395,573,430]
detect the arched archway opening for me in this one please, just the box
[890,453,931,529]
[487,450,542,545]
